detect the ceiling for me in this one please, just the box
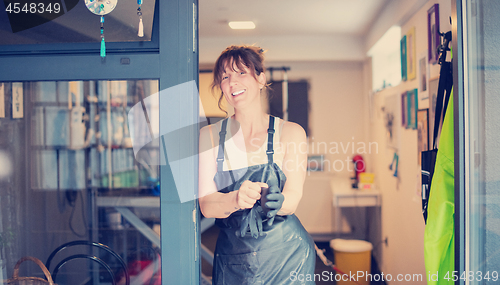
[0,0,410,63]
[199,0,390,64]
[200,0,388,37]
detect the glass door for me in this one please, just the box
[0,79,161,284]
[461,0,500,283]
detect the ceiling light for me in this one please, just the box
[228,21,255,30]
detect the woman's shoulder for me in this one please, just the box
[276,118,306,143]
[200,117,230,141]
[200,118,225,134]
[199,120,223,147]
[199,125,212,148]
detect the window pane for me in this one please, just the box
[367,26,402,91]
[0,79,161,284]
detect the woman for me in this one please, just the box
[199,45,316,284]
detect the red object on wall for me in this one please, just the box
[352,154,366,180]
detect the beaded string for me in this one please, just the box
[137,0,144,37]
[100,15,106,58]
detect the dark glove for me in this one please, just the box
[239,206,263,239]
[264,185,284,226]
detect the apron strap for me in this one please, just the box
[216,118,228,173]
[266,116,275,164]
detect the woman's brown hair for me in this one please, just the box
[210,45,269,114]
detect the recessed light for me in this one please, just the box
[228,21,255,30]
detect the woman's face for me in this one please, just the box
[220,59,266,110]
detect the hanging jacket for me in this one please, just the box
[424,90,454,284]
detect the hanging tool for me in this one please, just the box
[267,67,290,120]
[438,31,452,66]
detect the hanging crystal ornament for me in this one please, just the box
[100,16,105,57]
[137,0,144,37]
[85,0,118,58]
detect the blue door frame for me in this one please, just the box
[451,1,466,284]
[0,0,200,284]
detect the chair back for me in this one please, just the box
[46,240,129,285]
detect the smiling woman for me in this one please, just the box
[199,45,316,284]
[210,45,269,114]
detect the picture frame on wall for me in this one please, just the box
[402,92,407,128]
[417,109,429,165]
[428,77,440,147]
[307,155,324,172]
[407,88,418,129]
[428,4,440,65]
[406,27,416,80]
[419,56,427,93]
[401,35,407,81]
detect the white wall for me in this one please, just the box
[364,0,452,281]
[264,60,367,236]
[200,35,366,64]
[266,60,367,175]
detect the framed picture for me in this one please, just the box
[401,92,407,128]
[307,155,324,172]
[417,109,429,165]
[407,88,418,129]
[406,27,416,80]
[419,56,427,92]
[401,35,407,81]
[428,4,440,65]
[428,77,440,147]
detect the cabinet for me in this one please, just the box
[294,172,335,237]
[295,173,381,241]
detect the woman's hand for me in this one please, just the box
[265,189,285,226]
[236,181,267,209]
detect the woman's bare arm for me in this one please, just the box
[277,121,307,215]
[198,125,263,218]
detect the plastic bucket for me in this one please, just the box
[330,239,373,285]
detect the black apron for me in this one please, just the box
[212,116,316,285]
